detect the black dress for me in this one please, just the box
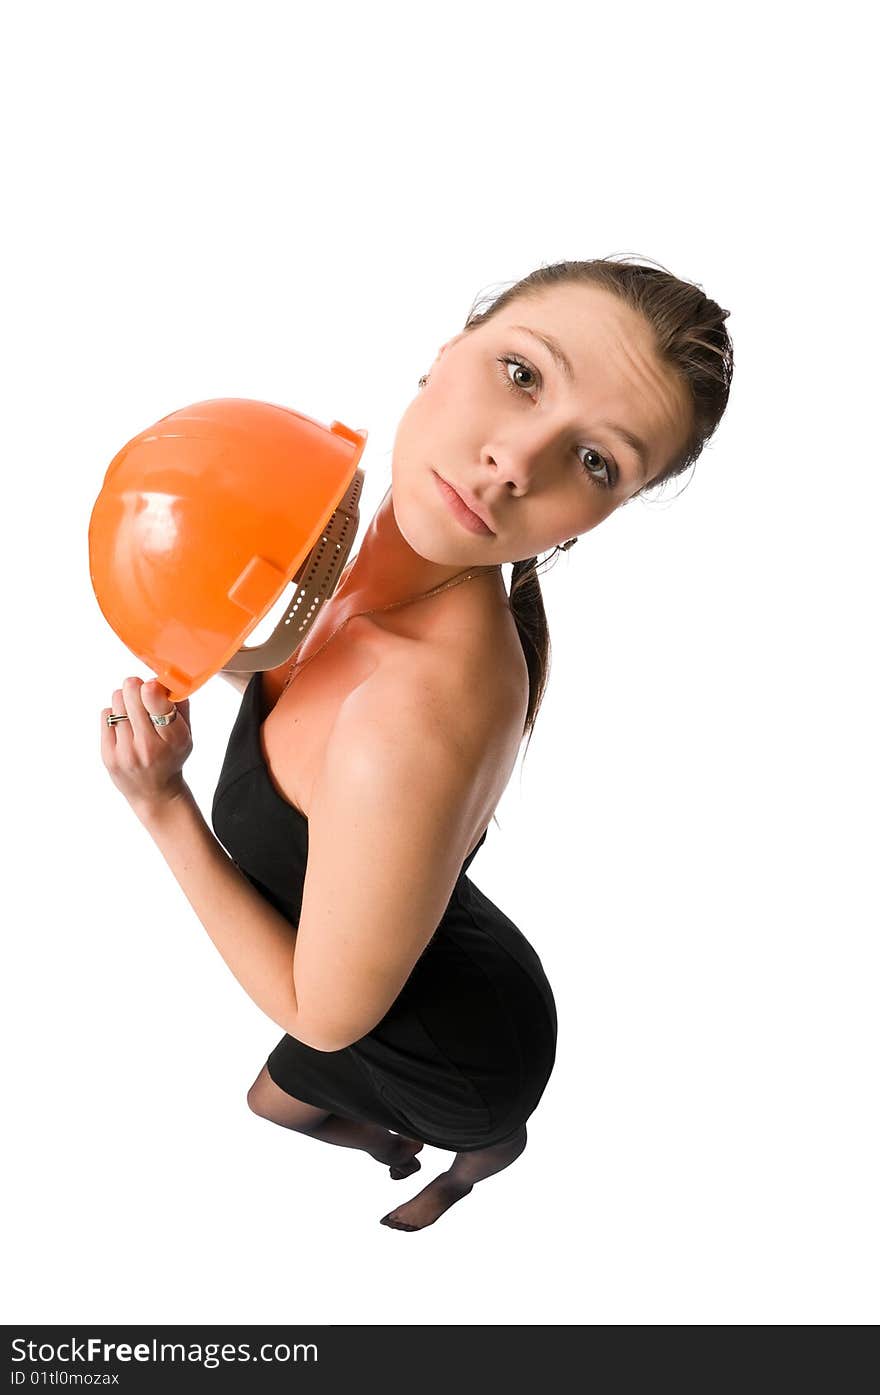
[211,673,558,1153]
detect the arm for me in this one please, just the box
[136,787,313,1043]
[290,675,496,1053]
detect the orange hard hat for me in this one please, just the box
[88,398,366,701]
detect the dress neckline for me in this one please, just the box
[247,672,310,823]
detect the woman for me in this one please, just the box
[101,256,733,1233]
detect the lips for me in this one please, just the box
[432,470,496,535]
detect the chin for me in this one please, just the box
[390,464,468,566]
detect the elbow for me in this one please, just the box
[289,1012,355,1054]
[291,981,378,1052]
[313,1035,355,1053]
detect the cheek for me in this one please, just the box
[399,404,465,481]
[397,392,445,449]
[580,489,619,532]
[428,361,487,424]
[390,406,424,474]
[542,483,615,544]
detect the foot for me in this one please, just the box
[371,1132,425,1180]
[380,1173,473,1231]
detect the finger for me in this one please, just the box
[109,686,134,754]
[100,706,118,762]
[121,675,157,744]
[176,696,190,729]
[140,678,181,735]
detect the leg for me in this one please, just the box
[380,1124,528,1232]
[246,1065,423,1177]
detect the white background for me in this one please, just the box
[2,0,877,1326]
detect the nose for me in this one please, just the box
[481,433,547,493]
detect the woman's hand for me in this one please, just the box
[100,676,193,819]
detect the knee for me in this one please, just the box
[246,1067,275,1118]
[447,1122,528,1188]
[245,1065,328,1131]
[497,1122,528,1159]
[476,1122,528,1166]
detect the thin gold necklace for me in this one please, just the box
[281,564,502,696]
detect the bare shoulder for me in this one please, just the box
[339,615,528,793]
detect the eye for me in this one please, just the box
[496,354,617,490]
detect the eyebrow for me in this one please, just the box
[510,323,650,483]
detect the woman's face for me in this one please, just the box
[390,282,693,566]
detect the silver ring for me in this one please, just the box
[106,713,129,727]
[149,708,178,727]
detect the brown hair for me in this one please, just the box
[461,253,734,755]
